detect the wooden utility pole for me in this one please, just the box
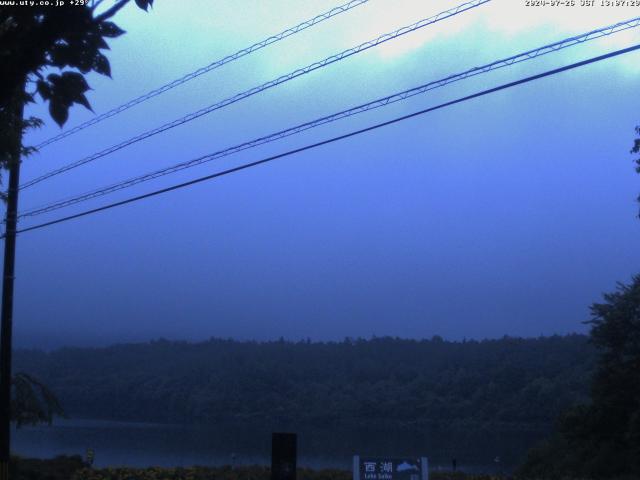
[0,81,25,480]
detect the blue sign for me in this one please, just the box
[353,457,428,480]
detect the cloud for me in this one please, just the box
[483,0,639,35]
[365,0,640,59]
[360,0,640,74]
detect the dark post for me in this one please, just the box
[0,80,25,480]
[271,432,297,480]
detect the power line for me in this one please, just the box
[18,16,640,219]
[20,0,490,190]
[14,43,640,237]
[35,0,372,149]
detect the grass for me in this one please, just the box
[10,456,507,480]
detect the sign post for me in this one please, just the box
[272,432,297,480]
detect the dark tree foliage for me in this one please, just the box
[13,335,594,431]
[11,373,65,428]
[519,127,640,479]
[588,276,640,464]
[519,276,640,479]
[0,0,154,170]
[631,125,640,216]
[0,0,154,424]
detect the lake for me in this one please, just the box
[12,419,545,473]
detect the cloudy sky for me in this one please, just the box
[11,0,640,348]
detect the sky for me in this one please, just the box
[8,0,640,349]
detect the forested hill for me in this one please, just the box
[14,335,595,429]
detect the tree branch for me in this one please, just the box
[95,0,130,21]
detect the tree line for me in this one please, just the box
[14,334,594,431]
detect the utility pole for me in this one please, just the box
[0,81,25,480]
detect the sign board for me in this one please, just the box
[353,457,428,480]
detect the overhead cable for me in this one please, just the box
[35,0,372,149]
[19,16,640,219]
[20,0,490,189]
[14,43,640,236]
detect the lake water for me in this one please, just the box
[12,419,545,473]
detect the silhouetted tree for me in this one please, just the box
[11,373,64,427]
[519,277,640,479]
[1,0,154,170]
[630,125,640,217]
[0,4,156,469]
[518,128,640,478]
[589,276,640,470]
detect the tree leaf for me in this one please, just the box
[46,73,61,84]
[93,52,111,77]
[48,44,74,68]
[75,93,93,112]
[44,72,93,122]
[60,71,90,93]
[75,47,94,73]
[95,35,110,50]
[135,0,153,11]
[99,21,125,38]
[49,100,69,127]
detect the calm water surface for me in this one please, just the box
[13,419,543,473]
